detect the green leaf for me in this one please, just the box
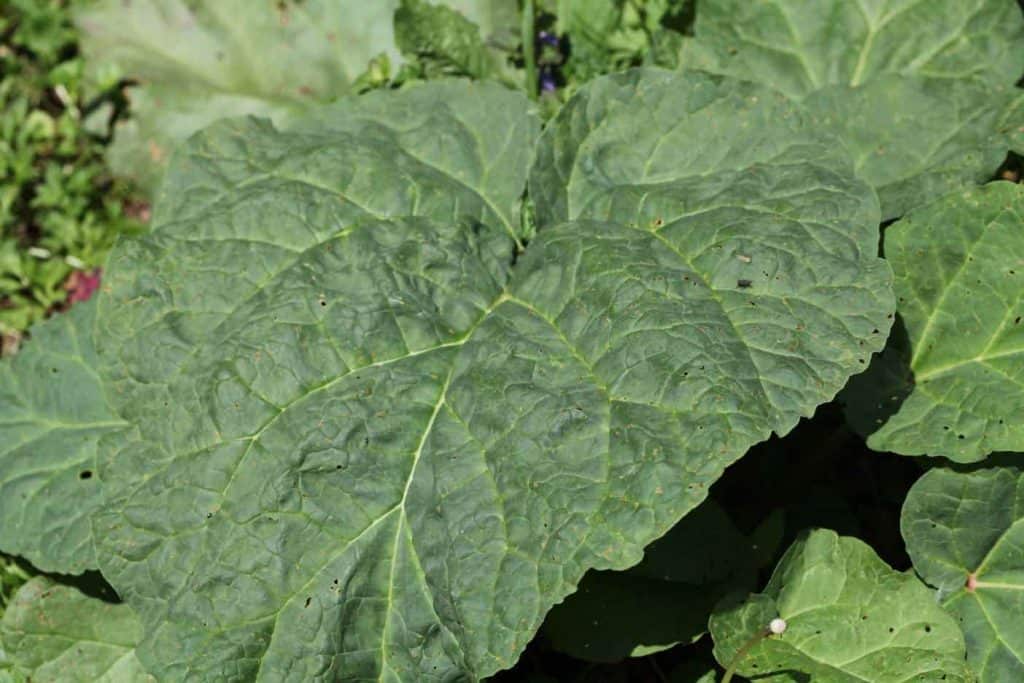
[682,0,1024,218]
[861,182,1024,461]
[542,499,782,662]
[0,301,125,574]
[686,0,1024,99]
[394,0,503,81]
[0,577,151,682]
[710,529,972,682]
[902,465,1024,681]
[803,76,1015,220]
[75,0,401,192]
[2,70,895,680]
[1001,90,1024,156]
[289,79,540,245]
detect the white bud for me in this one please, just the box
[769,618,787,635]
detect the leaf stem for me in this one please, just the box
[522,0,538,99]
[721,619,787,682]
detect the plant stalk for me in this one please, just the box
[721,628,770,683]
[522,0,538,99]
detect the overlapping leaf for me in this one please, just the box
[710,529,972,682]
[0,577,150,683]
[856,182,1024,461]
[76,0,402,191]
[903,466,1024,682]
[0,69,895,680]
[0,300,124,574]
[542,499,782,662]
[681,0,1024,218]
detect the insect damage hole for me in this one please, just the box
[79,470,93,480]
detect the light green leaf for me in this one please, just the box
[1,577,152,683]
[76,0,401,192]
[863,182,1024,461]
[1002,90,1024,156]
[0,301,125,574]
[903,465,1024,682]
[803,76,1015,220]
[686,0,1024,99]
[542,500,782,662]
[394,0,519,84]
[1,70,892,680]
[710,529,972,682]
[682,0,1024,218]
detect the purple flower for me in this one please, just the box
[540,69,557,93]
[538,30,559,47]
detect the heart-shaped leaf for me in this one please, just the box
[856,181,1024,461]
[710,529,972,682]
[903,465,1024,681]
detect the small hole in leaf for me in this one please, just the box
[79,470,93,480]
[888,627,895,633]
[924,625,932,633]
[958,434,965,440]
[304,597,312,608]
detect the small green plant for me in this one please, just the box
[0,0,142,348]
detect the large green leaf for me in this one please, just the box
[0,301,125,574]
[0,69,894,680]
[682,0,1024,218]
[0,577,151,682]
[288,80,540,245]
[685,0,1024,99]
[710,529,972,682]
[76,0,401,192]
[542,499,782,662]
[902,466,1024,682]
[803,75,1015,219]
[859,182,1024,461]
